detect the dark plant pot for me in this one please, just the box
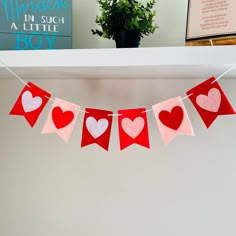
[114,30,141,48]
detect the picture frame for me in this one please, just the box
[186,0,236,43]
[0,0,72,50]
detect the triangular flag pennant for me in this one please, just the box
[9,82,51,127]
[152,97,194,144]
[118,108,150,150]
[186,77,235,128]
[42,98,80,143]
[81,108,113,151]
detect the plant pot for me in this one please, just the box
[114,30,141,48]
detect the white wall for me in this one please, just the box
[1,77,236,236]
[72,0,189,48]
[1,1,236,236]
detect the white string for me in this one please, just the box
[44,96,89,114]
[210,39,214,46]
[0,59,90,114]
[111,109,153,116]
[212,64,236,83]
[108,113,122,117]
[45,95,55,102]
[1,58,236,115]
[0,59,29,87]
[142,108,153,113]
[78,109,89,114]
[178,93,194,101]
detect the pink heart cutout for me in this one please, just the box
[121,117,144,139]
[21,91,42,113]
[196,88,221,112]
[86,117,109,139]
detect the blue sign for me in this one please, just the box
[0,0,72,50]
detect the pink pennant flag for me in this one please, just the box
[152,96,194,144]
[42,98,80,143]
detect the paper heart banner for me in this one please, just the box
[9,82,51,127]
[42,98,80,143]
[118,108,150,150]
[187,77,235,128]
[152,97,194,144]
[81,108,113,151]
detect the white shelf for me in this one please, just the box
[0,46,236,80]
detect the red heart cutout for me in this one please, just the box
[159,106,184,130]
[52,107,74,129]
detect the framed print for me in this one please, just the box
[186,0,236,42]
[0,0,72,50]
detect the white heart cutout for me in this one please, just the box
[196,88,221,112]
[21,91,43,113]
[86,117,109,139]
[121,117,145,139]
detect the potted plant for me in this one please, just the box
[92,0,158,48]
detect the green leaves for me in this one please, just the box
[92,0,158,40]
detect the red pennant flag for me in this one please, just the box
[118,108,150,150]
[81,108,113,151]
[186,77,235,128]
[9,82,51,127]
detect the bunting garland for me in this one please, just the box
[4,60,236,150]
